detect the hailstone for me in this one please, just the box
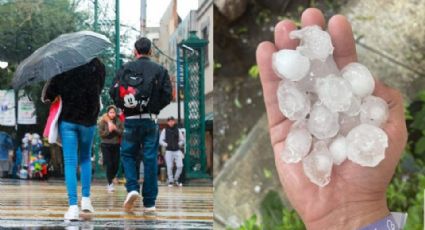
[272,25,390,187]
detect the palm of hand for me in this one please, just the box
[256,8,407,228]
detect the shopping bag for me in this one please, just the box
[43,96,62,145]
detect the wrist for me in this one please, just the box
[305,198,390,229]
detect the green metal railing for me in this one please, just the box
[180,31,209,179]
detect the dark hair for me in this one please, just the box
[134,37,151,55]
[107,105,117,113]
[167,116,175,121]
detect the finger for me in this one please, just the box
[273,142,320,210]
[301,8,326,28]
[274,142,312,188]
[328,15,357,69]
[274,20,299,50]
[374,80,405,125]
[256,42,287,129]
[373,80,407,158]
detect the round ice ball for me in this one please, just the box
[343,96,361,116]
[346,124,388,167]
[316,74,353,112]
[272,49,311,81]
[339,114,361,136]
[342,63,375,98]
[277,81,310,120]
[289,25,334,61]
[307,103,339,139]
[329,136,347,165]
[360,95,389,127]
[281,124,312,163]
[274,26,392,187]
[302,141,333,187]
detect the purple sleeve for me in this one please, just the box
[359,214,399,230]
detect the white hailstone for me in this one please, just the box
[308,102,339,139]
[346,124,388,167]
[342,63,375,98]
[277,81,310,120]
[281,120,312,163]
[302,141,333,187]
[274,26,392,187]
[339,114,361,136]
[343,96,361,116]
[316,74,353,112]
[272,49,311,81]
[254,185,261,193]
[329,136,348,165]
[360,95,389,127]
[297,58,339,93]
[290,25,334,61]
[296,73,316,93]
[310,57,340,78]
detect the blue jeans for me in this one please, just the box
[59,121,96,206]
[120,118,159,208]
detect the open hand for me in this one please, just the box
[256,8,407,229]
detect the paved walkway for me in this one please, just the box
[0,179,213,229]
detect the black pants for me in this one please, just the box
[101,143,120,184]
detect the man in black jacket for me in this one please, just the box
[111,37,172,212]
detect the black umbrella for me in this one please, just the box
[12,30,111,89]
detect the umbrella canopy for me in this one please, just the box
[12,30,111,89]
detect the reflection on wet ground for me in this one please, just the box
[0,179,213,229]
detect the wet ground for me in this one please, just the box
[0,179,213,229]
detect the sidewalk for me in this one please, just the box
[0,178,213,229]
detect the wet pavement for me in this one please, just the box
[0,179,213,229]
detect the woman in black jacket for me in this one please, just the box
[44,58,105,221]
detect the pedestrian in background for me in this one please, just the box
[159,116,185,187]
[98,105,123,192]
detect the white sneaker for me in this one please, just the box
[144,206,156,212]
[64,205,79,221]
[107,183,114,192]
[81,197,95,213]
[123,191,141,212]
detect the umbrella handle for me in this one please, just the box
[40,80,51,103]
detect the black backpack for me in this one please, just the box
[109,68,156,113]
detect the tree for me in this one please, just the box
[0,0,89,138]
[0,0,89,64]
[0,0,131,148]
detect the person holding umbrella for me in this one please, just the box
[12,31,111,221]
[43,58,105,220]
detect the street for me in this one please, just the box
[0,178,213,229]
